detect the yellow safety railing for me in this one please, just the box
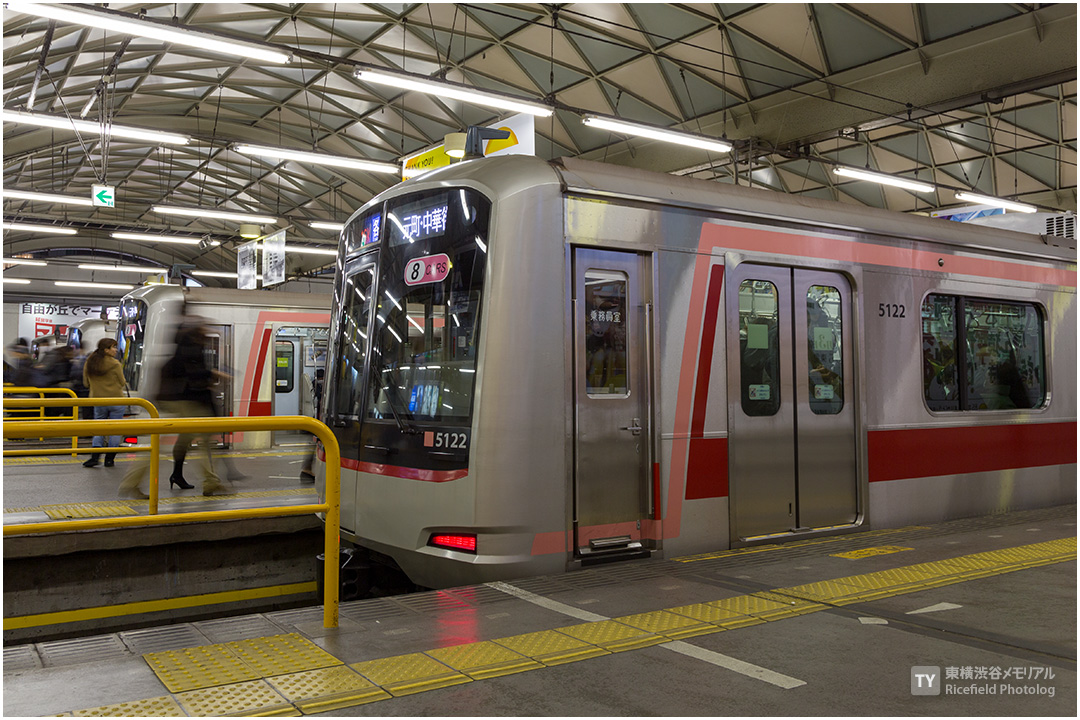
[2,397,160,457]
[3,386,78,448]
[1,415,341,629]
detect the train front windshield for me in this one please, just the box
[327,188,491,471]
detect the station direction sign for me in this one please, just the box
[92,184,115,208]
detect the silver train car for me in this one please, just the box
[117,284,331,449]
[315,155,1076,591]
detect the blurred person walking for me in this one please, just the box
[82,338,126,468]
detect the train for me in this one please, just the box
[66,316,117,353]
[313,154,1076,592]
[116,284,331,449]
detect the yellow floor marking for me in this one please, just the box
[226,634,341,677]
[175,679,296,717]
[554,619,667,652]
[614,609,718,639]
[69,695,186,717]
[145,644,261,693]
[60,535,1076,716]
[350,653,471,696]
[266,666,391,712]
[41,502,137,520]
[675,526,929,563]
[426,640,544,679]
[831,545,913,559]
[492,629,610,666]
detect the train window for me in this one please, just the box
[584,271,629,396]
[364,188,490,426]
[274,341,295,393]
[921,295,960,411]
[329,266,376,420]
[921,294,1045,412]
[739,279,781,416]
[806,285,843,415]
[963,299,1045,410]
[117,298,148,392]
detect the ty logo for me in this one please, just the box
[911,666,941,696]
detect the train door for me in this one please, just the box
[272,338,303,444]
[203,324,233,447]
[572,248,652,559]
[726,263,857,541]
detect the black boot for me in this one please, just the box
[104,453,115,467]
[83,453,100,468]
[169,460,194,489]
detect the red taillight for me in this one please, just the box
[125,437,138,444]
[430,534,477,553]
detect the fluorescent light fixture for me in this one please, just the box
[78,263,164,274]
[1,257,47,266]
[357,68,553,118]
[954,192,1037,213]
[111,231,201,245]
[55,281,134,290]
[2,110,190,145]
[2,223,77,234]
[153,206,278,224]
[833,167,934,194]
[3,190,94,206]
[582,115,733,153]
[3,278,32,284]
[283,244,336,256]
[192,270,263,279]
[7,2,291,64]
[234,144,399,174]
[310,221,345,231]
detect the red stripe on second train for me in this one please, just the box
[685,263,729,500]
[247,327,274,414]
[868,421,1077,483]
[249,401,272,416]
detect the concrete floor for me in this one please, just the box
[2,500,1074,717]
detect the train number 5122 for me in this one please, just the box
[878,303,906,318]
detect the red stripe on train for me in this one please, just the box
[316,446,468,482]
[868,422,1077,482]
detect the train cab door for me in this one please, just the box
[572,248,653,561]
[726,263,858,541]
[203,324,233,447]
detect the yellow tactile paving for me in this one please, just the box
[492,629,610,666]
[265,665,391,713]
[554,619,666,652]
[426,640,543,679]
[144,644,259,693]
[351,652,471,696]
[69,695,185,716]
[830,545,913,559]
[665,602,744,627]
[750,591,824,618]
[709,593,794,623]
[225,633,341,677]
[41,503,137,519]
[613,609,718,639]
[780,579,870,603]
[174,679,295,717]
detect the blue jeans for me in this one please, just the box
[92,404,124,448]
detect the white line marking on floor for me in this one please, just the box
[487,580,808,688]
[663,641,806,689]
[858,617,889,625]
[486,581,608,622]
[906,602,962,615]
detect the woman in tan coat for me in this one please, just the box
[82,337,127,467]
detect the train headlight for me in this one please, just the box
[429,533,477,554]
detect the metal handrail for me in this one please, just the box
[2,397,161,457]
[1,415,341,628]
[3,386,78,449]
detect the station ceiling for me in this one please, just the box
[2,3,1076,302]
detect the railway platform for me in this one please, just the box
[2,485,1075,716]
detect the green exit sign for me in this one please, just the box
[92,184,115,208]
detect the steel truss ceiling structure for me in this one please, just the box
[2,3,1076,299]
